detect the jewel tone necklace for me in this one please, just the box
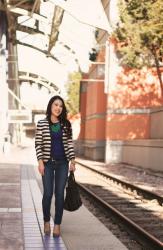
[51,122,60,133]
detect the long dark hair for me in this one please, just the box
[46,95,72,137]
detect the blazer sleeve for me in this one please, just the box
[67,123,75,160]
[35,120,43,161]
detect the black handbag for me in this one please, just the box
[64,171,82,211]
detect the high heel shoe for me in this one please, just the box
[53,225,60,237]
[44,221,51,235]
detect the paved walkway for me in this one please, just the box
[22,164,67,250]
[0,163,23,250]
[1,139,163,250]
[0,141,128,250]
[0,143,68,250]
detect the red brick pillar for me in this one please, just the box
[78,65,107,160]
[77,77,87,156]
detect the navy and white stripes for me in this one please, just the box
[35,118,75,162]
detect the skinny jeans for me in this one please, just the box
[42,159,68,225]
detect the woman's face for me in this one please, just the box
[51,99,63,117]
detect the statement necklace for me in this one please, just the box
[51,122,60,133]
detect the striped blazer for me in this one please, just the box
[35,118,75,163]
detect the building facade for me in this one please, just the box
[77,0,163,172]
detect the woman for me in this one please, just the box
[35,95,76,237]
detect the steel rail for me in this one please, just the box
[78,182,163,250]
[76,160,163,206]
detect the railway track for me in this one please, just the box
[75,161,163,250]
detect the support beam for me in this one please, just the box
[0,5,47,23]
[8,87,30,110]
[30,0,40,16]
[8,0,30,9]
[16,23,44,35]
[18,71,60,93]
[0,10,8,152]
[48,5,65,54]
[17,40,60,63]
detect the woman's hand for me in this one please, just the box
[38,160,45,176]
[69,160,76,172]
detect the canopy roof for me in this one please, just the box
[0,0,111,94]
[0,0,110,60]
[0,0,65,56]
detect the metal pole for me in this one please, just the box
[0,11,9,153]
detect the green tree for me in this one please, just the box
[65,71,81,115]
[114,0,163,94]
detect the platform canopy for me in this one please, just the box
[0,0,111,62]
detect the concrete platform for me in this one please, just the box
[0,143,128,250]
[31,162,128,250]
[22,164,67,250]
[0,163,23,250]
[33,153,128,249]
[62,206,127,250]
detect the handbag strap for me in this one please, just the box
[68,171,75,184]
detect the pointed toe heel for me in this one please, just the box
[44,222,51,235]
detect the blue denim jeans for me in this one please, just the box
[42,159,68,225]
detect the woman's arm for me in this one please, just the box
[67,123,76,171]
[38,159,45,176]
[35,121,45,175]
[35,121,43,160]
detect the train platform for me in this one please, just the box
[0,142,128,250]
